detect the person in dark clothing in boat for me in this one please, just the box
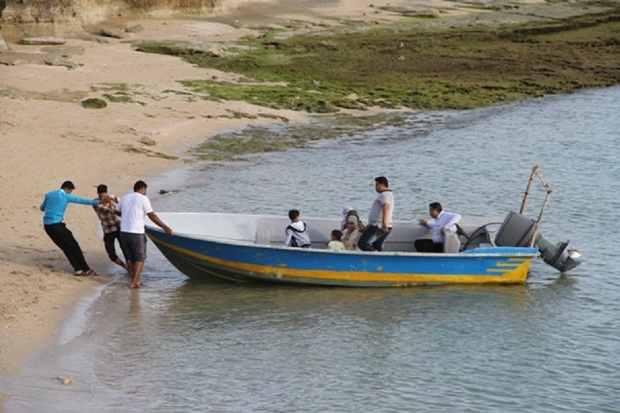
[284,209,312,248]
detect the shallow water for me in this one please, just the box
[2,86,620,412]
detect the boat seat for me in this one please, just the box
[443,232,461,253]
[255,217,276,245]
[255,229,271,245]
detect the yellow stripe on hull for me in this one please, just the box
[149,236,532,285]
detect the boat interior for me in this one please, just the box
[254,215,501,253]
[158,212,496,251]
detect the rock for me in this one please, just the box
[0,35,8,51]
[44,58,80,69]
[100,28,128,39]
[19,37,66,46]
[428,9,441,18]
[81,98,107,109]
[125,24,144,33]
[56,376,73,385]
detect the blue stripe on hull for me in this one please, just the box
[147,229,536,286]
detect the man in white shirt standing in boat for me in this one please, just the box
[116,180,173,289]
[357,176,394,252]
[415,202,461,253]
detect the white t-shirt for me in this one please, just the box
[116,192,153,234]
[368,190,394,227]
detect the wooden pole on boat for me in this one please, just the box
[519,165,539,215]
[520,165,553,247]
[535,170,553,224]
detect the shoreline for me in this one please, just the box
[2,0,397,382]
[1,0,618,406]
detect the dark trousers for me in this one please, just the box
[104,230,128,262]
[44,223,90,272]
[414,239,444,253]
[357,225,391,252]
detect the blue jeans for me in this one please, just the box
[357,225,391,251]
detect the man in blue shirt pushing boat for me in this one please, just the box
[40,180,100,276]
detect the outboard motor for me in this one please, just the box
[494,211,538,248]
[496,166,583,273]
[494,211,581,273]
[535,233,581,272]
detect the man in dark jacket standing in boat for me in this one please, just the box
[358,176,394,251]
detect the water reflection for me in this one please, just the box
[158,275,577,331]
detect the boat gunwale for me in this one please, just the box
[145,225,539,259]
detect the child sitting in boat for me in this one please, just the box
[327,229,346,251]
[284,209,312,248]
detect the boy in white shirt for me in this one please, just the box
[284,209,312,248]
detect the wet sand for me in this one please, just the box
[0,0,432,381]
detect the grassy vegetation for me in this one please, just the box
[137,8,620,113]
[189,112,411,161]
[81,98,107,109]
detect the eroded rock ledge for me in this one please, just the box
[0,0,221,24]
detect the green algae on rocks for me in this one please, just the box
[137,7,620,113]
[189,112,420,161]
[81,98,107,109]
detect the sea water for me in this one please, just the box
[2,86,620,412]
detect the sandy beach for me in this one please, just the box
[1,0,441,381]
[3,0,615,402]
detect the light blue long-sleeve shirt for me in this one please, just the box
[40,189,98,225]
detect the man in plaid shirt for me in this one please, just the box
[94,184,130,273]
